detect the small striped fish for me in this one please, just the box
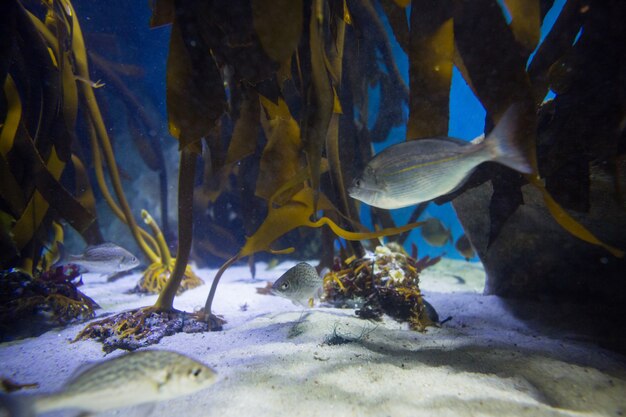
[1,350,217,416]
[65,242,140,274]
[272,262,323,307]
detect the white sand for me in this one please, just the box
[1,259,625,417]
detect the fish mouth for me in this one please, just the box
[269,285,280,296]
[348,186,380,206]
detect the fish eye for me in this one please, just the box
[281,282,289,290]
[190,368,202,377]
[354,179,361,188]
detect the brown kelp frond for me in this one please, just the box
[166,1,225,152]
[257,95,304,203]
[406,1,453,139]
[240,186,424,258]
[301,0,334,210]
[0,1,102,274]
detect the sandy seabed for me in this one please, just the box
[1,259,625,417]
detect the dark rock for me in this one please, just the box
[452,165,626,305]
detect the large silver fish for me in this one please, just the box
[65,242,140,274]
[1,350,217,416]
[272,262,323,307]
[348,105,533,209]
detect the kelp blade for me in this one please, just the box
[527,175,624,258]
[240,187,423,258]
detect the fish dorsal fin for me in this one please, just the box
[82,243,126,260]
[84,242,117,252]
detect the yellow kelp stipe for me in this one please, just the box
[239,187,423,258]
[527,174,624,258]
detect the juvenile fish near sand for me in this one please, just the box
[272,262,323,307]
[62,242,140,274]
[421,218,452,247]
[348,105,533,209]
[0,350,217,416]
[455,234,476,261]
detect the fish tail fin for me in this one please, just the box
[48,242,66,269]
[0,393,35,417]
[483,104,533,174]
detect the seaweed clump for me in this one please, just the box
[0,267,98,340]
[323,243,440,331]
[73,308,216,353]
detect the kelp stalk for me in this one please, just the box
[141,210,171,267]
[89,51,171,240]
[203,254,239,324]
[86,120,160,263]
[154,147,196,311]
[66,0,159,263]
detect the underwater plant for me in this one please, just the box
[1,0,99,275]
[0,267,99,341]
[5,0,624,350]
[78,0,625,349]
[324,243,440,330]
[1,0,206,346]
